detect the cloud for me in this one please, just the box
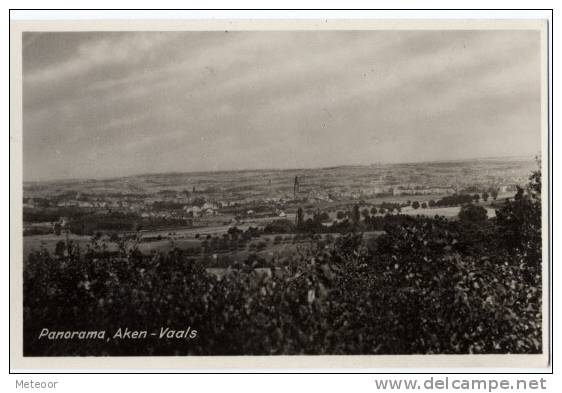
[24,32,175,85]
[22,30,542,181]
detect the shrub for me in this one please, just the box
[264,219,295,234]
[458,203,488,223]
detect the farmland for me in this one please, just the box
[22,157,530,264]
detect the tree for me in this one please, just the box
[351,204,360,225]
[495,169,542,273]
[435,194,474,207]
[491,189,499,200]
[370,207,377,215]
[458,203,487,223]
[296,207,304,229]
[54,240,66,257]
[361,208,370,221]
[421,202,427,209]
[528,166,541,198]
[428,199,436,207]
[473,194,480,203]
[412,201,420,210]
[227,226,242,240]
[336,211,345,220]
[482,192,489,202]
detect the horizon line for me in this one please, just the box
[23,153,539,185]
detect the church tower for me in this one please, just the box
[293,176,300,200]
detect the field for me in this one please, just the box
[400,205,497,218]
[24,228,384,270]
[22,157,530,269]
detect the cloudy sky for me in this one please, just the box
[22,30,541,181]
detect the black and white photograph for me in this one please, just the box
[10,18,549,368]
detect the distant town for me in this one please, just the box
[21,156,536,260]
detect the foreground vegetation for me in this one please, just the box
[23,170,542,356]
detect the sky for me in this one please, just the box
[22,30,542,181]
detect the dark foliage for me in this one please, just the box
[458,204,488,223]
[263,219,295,234]
[435,194,475,207]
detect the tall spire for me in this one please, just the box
[293,176,300,200]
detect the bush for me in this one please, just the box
[264,219,295,234]
[435,194,474,207]
[458,203,488,223]
[495,169,542,280]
